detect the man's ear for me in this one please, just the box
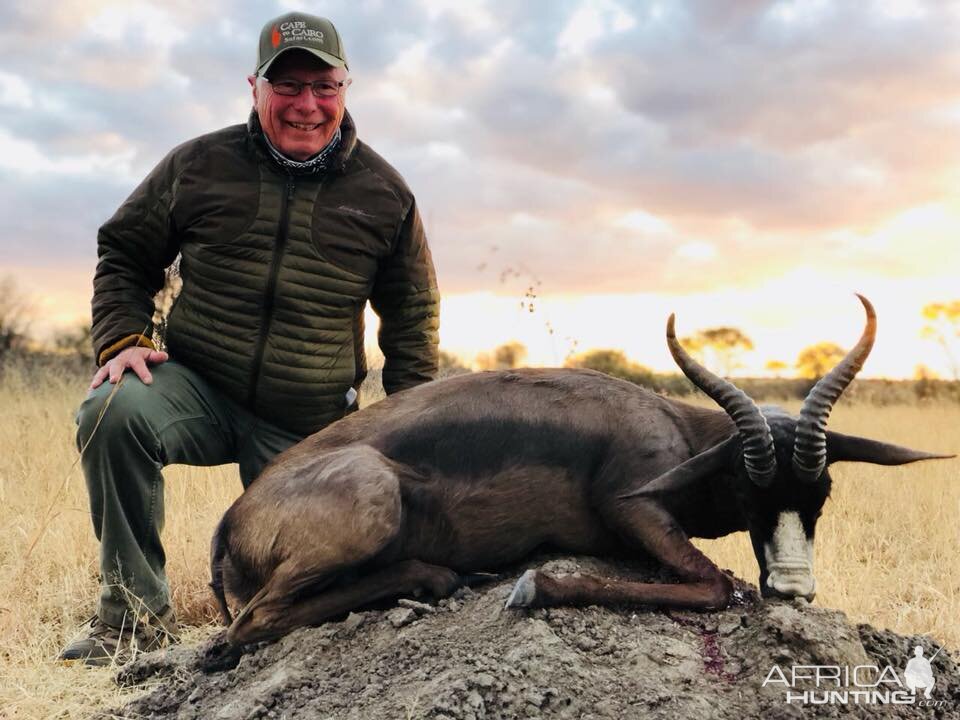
[248,75,258,103]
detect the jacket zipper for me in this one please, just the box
[248,176,296,408]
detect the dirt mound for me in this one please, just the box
[115,557,960,719]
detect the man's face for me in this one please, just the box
[249,50,348,161]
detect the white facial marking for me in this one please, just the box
[763,511,816,598]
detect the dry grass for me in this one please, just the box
[0,366,242,718]
[0,365,957,718]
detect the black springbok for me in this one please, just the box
[208,295,951,654]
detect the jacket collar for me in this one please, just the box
[247,108,358,176]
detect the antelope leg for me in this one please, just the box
[226,559,462,646]
[507,498,731,610]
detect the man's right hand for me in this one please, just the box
[91,346,170,389]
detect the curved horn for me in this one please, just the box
[667,314,777,486]
[792,294,876,482]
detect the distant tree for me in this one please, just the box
[914,364,941,401]
[765,359,788,377]
[914,364,940,381]
[495,341,527,369]
[0,276,31,357]
[680,326,754,376]
[438,349,469,373]
[796,342,845,380]
[920,300,960,380]
[565,349,654,386]
[54,324,93,362]
[477,341,528,370]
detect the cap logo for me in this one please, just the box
[277,20,324,45]
[271,25,281,48]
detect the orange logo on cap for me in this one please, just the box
[271,26,282,48]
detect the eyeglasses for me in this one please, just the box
[266,78,350,98]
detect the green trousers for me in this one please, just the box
[76,361,305,627]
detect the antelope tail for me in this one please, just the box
[209,514,233,625]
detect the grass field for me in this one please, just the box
[1,363,958,718]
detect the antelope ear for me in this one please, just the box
[826,430,955,466]
[619,435,739,500]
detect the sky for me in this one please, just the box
[2,0,959,377]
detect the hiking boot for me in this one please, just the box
[58,606,179,666]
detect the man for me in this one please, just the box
[60,12,439,665]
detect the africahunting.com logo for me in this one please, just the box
[762,645,947,708]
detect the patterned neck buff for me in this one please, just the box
[262,128,342,174]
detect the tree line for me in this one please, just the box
[2,273,959,382]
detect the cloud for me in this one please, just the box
[2,0,958,302]
[0,170,130,266]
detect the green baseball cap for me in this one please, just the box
[255,12,348,77]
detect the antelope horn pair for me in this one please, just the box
[667,294,876,486]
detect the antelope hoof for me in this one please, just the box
[505,569,538,609]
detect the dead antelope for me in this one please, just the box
[208,295,951,656]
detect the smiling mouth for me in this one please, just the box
[286,121,322,131]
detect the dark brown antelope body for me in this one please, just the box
[220,371,734,588]
[207,296,952,663]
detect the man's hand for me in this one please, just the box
[90,346,170,389]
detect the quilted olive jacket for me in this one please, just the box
[91,110,439,436]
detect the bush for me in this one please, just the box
[565,349,654,386]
